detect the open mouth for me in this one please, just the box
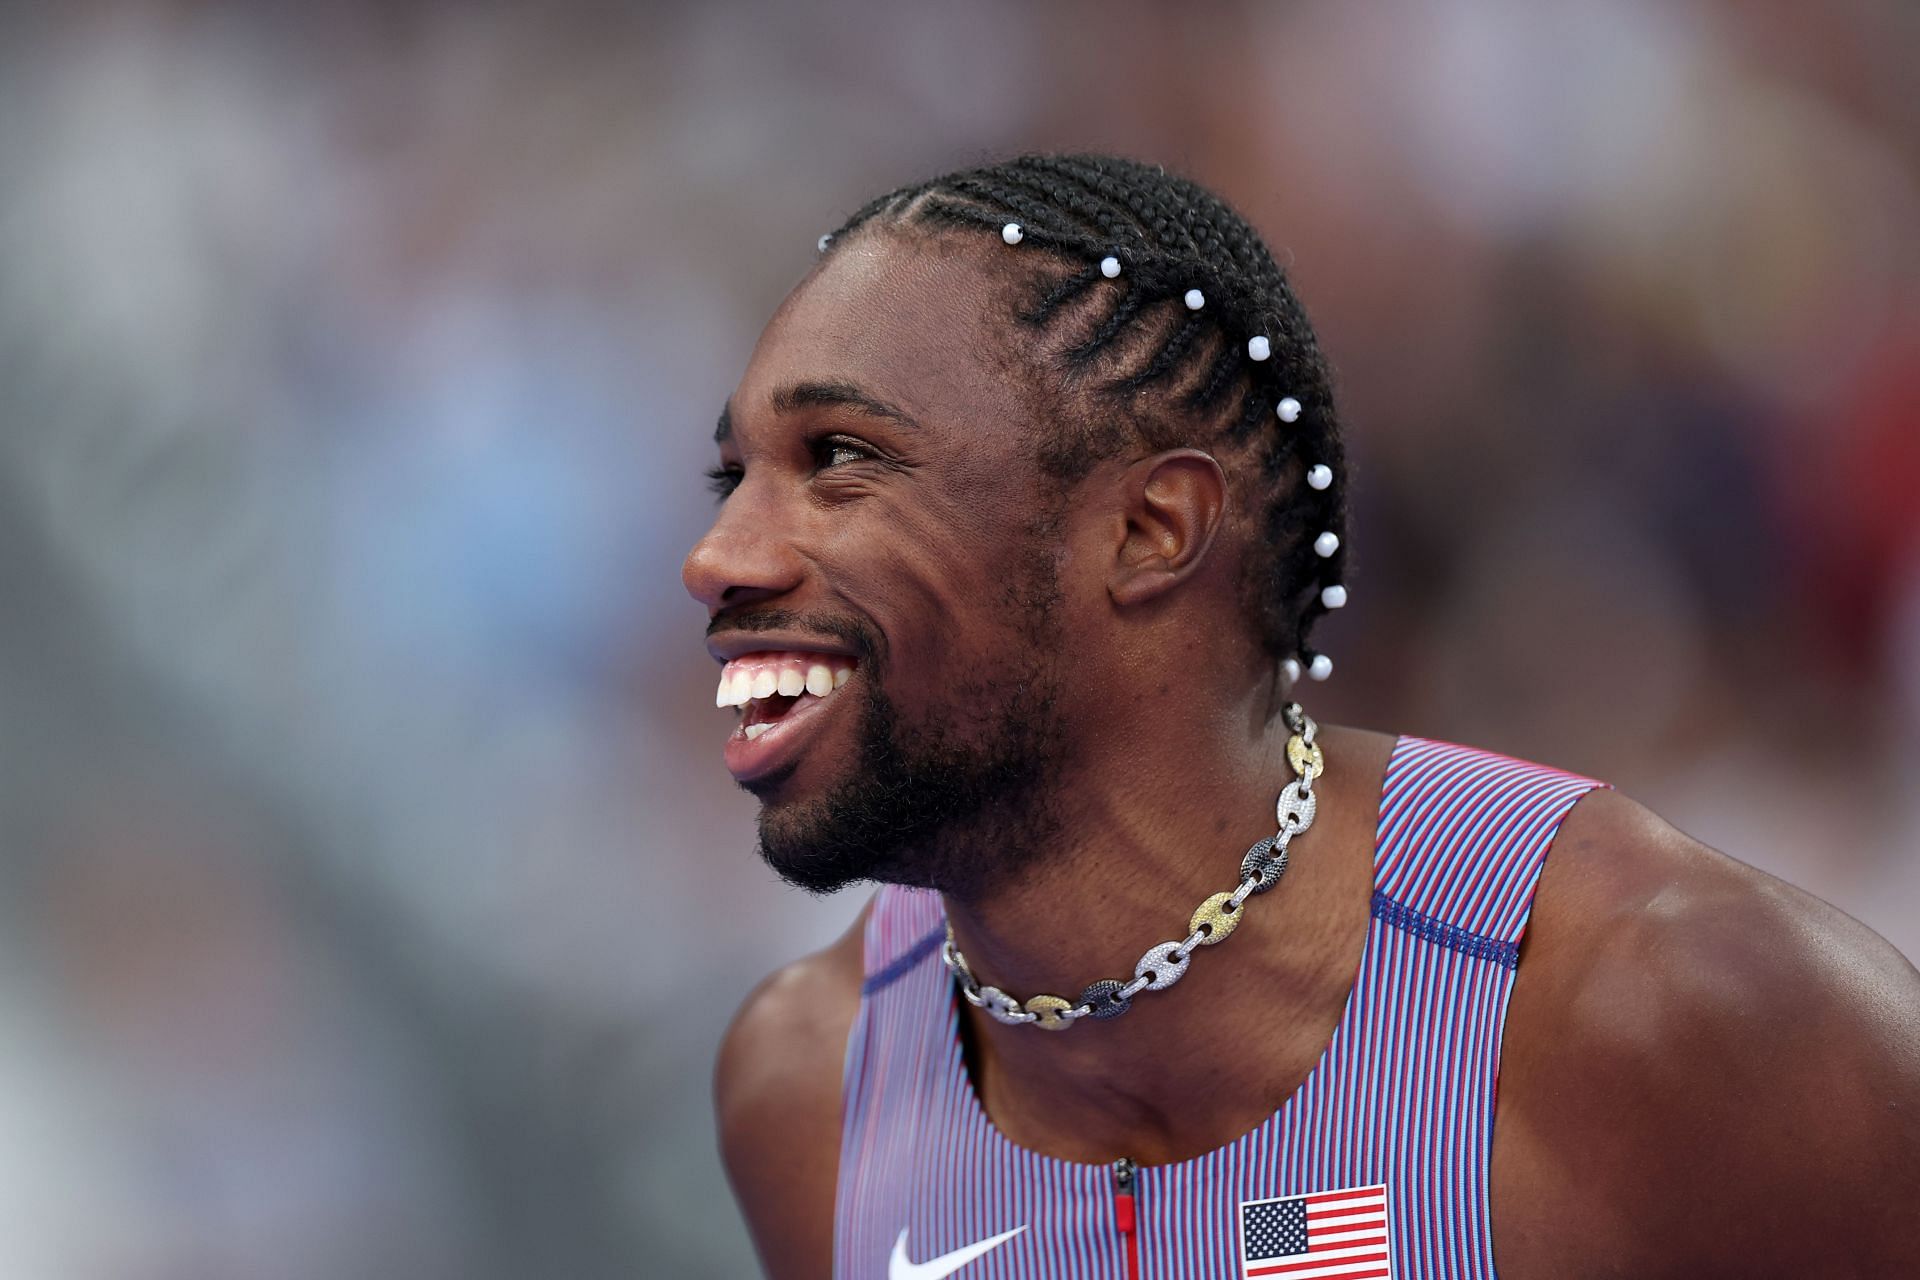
[715,650,859,780]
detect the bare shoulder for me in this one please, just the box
[714,895,872,1280]
[1492,787,1920,1277]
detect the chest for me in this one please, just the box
[839,968,1529,1279]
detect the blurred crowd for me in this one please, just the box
[0,2,1914,1275]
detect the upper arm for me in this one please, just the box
[1615,872,1920,1274]
[714,897,872,1280]
[1496,789,1920,1277]
[1688,879,1920,1274]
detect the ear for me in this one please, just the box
[1108,449,1228,609]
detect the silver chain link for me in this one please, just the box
[1226,874,1259,911]
[940,705,1321,1030]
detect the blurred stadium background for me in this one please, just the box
[0,2,1916,1275]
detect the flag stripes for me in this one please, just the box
[1241,1184,1389,1278]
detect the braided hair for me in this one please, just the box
[821,153,1349,680]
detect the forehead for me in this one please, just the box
[728,229,1037,444]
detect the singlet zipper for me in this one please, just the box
[1112,1157,1141,1280]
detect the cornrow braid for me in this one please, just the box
[820,153,1350,683]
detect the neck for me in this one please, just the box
[938,698,1388,1166]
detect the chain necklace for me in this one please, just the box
[941,702,1324,1030]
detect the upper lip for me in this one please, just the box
[704,630,863,666]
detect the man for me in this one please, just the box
[684,154,1920,1278]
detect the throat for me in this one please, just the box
[953,984,1294,1166]
[937,726,1394,1166]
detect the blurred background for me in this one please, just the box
[0,1,1915,1275]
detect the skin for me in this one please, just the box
[685,229,1920,1278]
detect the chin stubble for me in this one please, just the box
[750,664,1066,900]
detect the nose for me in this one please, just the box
[682,490,805,612]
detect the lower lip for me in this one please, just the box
[721,678,854,782]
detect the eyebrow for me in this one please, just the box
[713,379,924,447]
[771,379,923,433]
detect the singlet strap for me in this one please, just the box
[1373,736,1610,946]
[859,885,946,993]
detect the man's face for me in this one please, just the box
[682,230,1081,898]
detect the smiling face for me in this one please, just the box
[683,229,1086,897]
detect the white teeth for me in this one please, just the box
[717,655,857,710]
[743,722,772,741]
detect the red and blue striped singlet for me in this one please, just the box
[832,735,1610,1279]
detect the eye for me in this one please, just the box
[704,464,742,501]
[815,436,872,469]
[705,437,874,503]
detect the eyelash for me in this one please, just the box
[705,437,874,501]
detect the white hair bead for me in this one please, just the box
[1308,654,1334,681]
[1184,288,1205,311]
[1306,463,1333,490]
[1276,397,1302,423]
[1100,256,1122,278]
[1002,223,1024,245]
[1282,657,1302,683]
[1248,336,1272,361]
[1321,583,1348,609]
[817,233,832,252]
[1314,531,1340,558]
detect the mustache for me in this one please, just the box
[705,607,883,667]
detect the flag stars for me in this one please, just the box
[1242,1199,1310,1261]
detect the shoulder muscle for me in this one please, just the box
[714,896,872,1280]
[1498,788,1920,1276]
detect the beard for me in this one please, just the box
[750,661,1066,901]
[748,540,1068,903]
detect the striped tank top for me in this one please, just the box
[832,735,1609,1280]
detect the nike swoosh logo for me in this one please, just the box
[888,1225,1026,1280]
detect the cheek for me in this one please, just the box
[816,472,1055,664]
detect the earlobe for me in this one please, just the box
[1108,449,1228,609]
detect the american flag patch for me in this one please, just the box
[1238,1184,1391,1279]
